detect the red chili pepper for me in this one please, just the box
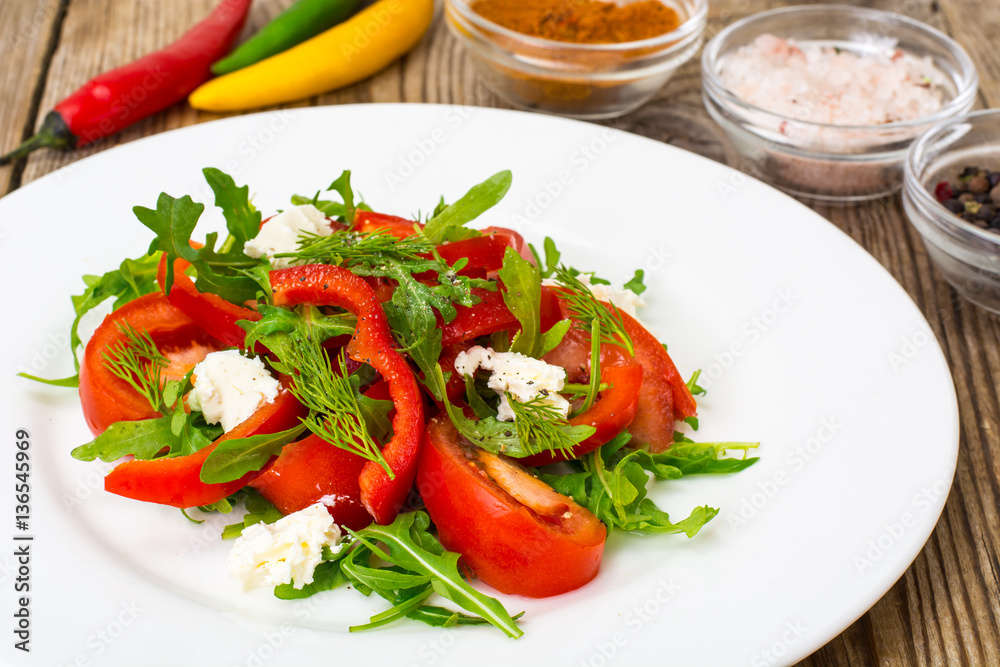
[0,0,252,165]
[270,264,425,525]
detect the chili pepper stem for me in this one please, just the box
[0,111,75,166]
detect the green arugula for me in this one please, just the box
[497,247,543,357]
[422,171,512,244]
[290,170,370,222]
[540,433,758,534]
[242,304,356,360]
[199,424,308,484]
[221,489,284,539]
[431,365,594,459]
[271,511,523,637]
[135,169,267,305]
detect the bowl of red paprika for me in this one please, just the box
[445,0,707,119]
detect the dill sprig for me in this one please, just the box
[552,265,634,356]
[282,229,434,267]
[271,331,393,478]
[505,394,580,459]
[102,323,169,411]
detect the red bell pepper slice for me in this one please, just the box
[156,255,260,348]
[270,265,424,525]
[79,292,226,436]
[104,385,307,508]
[353,210,422,239]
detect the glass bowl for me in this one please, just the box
[904,109,1000,315]
[445,0,706,120]
[702,5,978,203]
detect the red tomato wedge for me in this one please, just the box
[418,415,606,598]
[79,292,226,436]
[104,386,307,508]
[620,312,697,452]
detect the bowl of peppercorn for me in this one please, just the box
[904,109,1000,315]
[444,0,707,119]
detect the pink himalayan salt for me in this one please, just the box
[718,34,947,126]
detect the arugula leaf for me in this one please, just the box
[347,511,523,638]
[274,559,350,600]
[529,236,561,279]
[134,193,203,292]
[553,265,634,356]
[497,247,542,357]
[422,171,512,243]
[242,304,356,359]
[433,365,593,459]
[71,416,175,462]
[540,433,757,536]
[136,169,269,305]
[290,193,347,219]
[623,269,646,295]
[17,373,79,387]
[221,489,284,539]
[540,318,572,356]
[61,251,164,374]
[203,167,261,244]
[328,170,356,223]
[200,424,307,484]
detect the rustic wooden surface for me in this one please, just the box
[1,0,998,664]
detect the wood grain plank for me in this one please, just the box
[0,0,64,195]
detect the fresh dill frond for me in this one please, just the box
[102,322,169,411]
[552,265,634,356]
[505,394,581,459]
[271,331,393,478]
[282,229,433,267]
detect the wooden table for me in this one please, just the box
[2,0,997,663]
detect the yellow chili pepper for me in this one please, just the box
[189,0,434,111]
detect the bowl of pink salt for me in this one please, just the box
[701,5,978,202]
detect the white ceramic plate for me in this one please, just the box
[0,105,957,667]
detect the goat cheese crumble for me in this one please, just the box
[227,499,343,591]
[454,346,569,422]
[188,350,280,433]
[243,204,332,268]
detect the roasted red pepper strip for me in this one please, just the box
[104,385,307,508]
[156,255,260,348]
[270,265,424,525]
[353,210,422,238]
[0,0,252,164]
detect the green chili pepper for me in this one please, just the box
[211,0,363,75]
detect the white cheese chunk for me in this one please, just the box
[243,204,332,269]
[542,274,646,319]
[227,501,343,591]
[187,350,280,433]
[454,346,569,422]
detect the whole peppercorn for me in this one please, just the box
[943,198,965,214]
[958,192,976,203]
[969,175,991,194]
[977,204,995,221]
[965,200,983,215]
[989,173,1000,188]
[990,183,1000,203]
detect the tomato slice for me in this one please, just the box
[620,312,697,452]
[103,385,307,508]
[79,292,226,436]
[418,415,606,598]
